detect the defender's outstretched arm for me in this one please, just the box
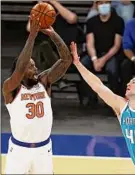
[70,42,126,117]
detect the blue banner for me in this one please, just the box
[1,133,130,157]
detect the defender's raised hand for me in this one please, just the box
[70,42,80,65]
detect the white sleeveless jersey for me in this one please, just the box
[6,82,53,143]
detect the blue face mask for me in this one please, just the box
[98,4,111,15]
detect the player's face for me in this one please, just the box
[126,78,135,98]
[24,59,38,81]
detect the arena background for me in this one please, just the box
[1,1,135,174]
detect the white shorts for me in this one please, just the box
[5,138,53,174]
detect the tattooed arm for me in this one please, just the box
[3,17,40,103]
[39,27,72,85]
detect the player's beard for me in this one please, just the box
[27,78,38,87]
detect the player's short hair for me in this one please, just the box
[10,58,18,75]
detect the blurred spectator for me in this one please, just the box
[51,0,85,59]
[50,0,78,46]
[115,0,135,24]
[86,1,98,21]
[80,0,124,107]
[121,18,135,96]
[86,1,117,21]
[50,0,85,89]
[26,0,79,89]
[86,0,135,23]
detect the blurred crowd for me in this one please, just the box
[26,0,135,108]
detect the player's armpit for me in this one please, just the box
[96,84,126,117]
[38,69,50,86]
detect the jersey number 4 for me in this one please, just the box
[26,101,44,119]
[125,129,135,144]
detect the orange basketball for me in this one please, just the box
[30,2,56,29]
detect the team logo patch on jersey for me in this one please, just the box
[21,92,45,101]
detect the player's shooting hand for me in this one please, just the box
[41,26,55,36]
[29,14,41,36]
[70,42,80,65]
[47,0,57,5]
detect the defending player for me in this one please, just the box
[2,16,72,174]
[70,42,135,165]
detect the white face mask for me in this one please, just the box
[98,3,111,16]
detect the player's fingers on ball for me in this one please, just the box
[39,22,41,27]
[28,15,31,20]
[50,26,53,30]
[31,14,35,20]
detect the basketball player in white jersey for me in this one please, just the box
[2,16,72,174]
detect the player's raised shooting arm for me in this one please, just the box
[39,27,72,85]
[70,42,126,117]
[3,18,40,95]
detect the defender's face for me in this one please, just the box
[24,59,38,81]
[126,78,135,98]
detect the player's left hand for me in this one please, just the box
[40,26,55,36]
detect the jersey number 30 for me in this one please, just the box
[26,102,44,119]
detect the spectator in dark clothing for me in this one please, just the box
[80,0,124,106]
[51,0,84,61]
[86,1,117,21]
[121,18,135,96]
[50,0,86,89]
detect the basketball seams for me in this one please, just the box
[42,3,49,29]
[31,9,40,18]
[45,10,56,19]
[32,9,56,19]
[44,9,56,28]
[31,2,56,29]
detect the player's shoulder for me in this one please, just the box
[115,96,127,117]
[118,97,129,115]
